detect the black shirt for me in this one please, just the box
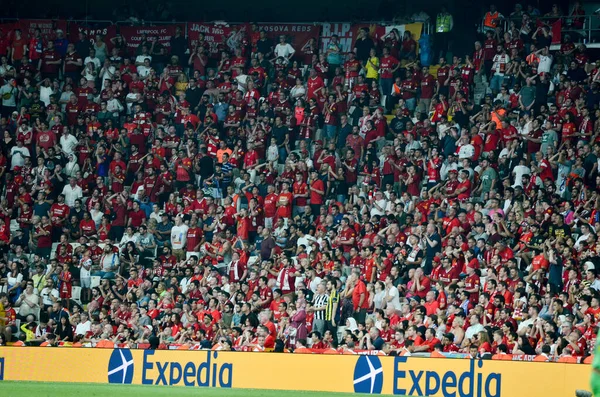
[272,125,288,146]
[74,40,90,59]
[354,37,375,62]
[170,35,187,60]
[256,38,273,56]
[198,156,215,180]
[185,86,203,109]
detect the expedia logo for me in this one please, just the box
[353,355,384,394]
[107,349,134,384]
[393,356,501,397]
[142,350,232,387]
[352,356,502,396]
[107,350,233,387]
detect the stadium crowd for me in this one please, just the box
[0,2,599,362]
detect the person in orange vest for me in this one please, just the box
[431,343,446,358]
[557,347,578,363]
[482,4,504,34]
[533,345,552,362]
[491,343,513,360]
[294,338,313,354]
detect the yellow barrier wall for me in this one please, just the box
[0,348,591,396]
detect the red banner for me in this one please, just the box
[68,23,117,47]
[18,19,68,41]
[187,22,234,58]
[1,19,68,41]
[551,20,562,45]
[257,23,319,48]
[119,25,183,55]
[257,23,319,63]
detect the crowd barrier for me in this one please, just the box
[0,347,591,396]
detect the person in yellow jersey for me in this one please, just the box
[365,48,379,86]
[435,5,454,62]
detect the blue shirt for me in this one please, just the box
[213,102,228,122]
[54,38,69,57]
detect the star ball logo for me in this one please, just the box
[108,349,135,384]
[353,355,383,394]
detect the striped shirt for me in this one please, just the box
[325,290,339,322]
[222,161,234,184]
[313,293,328,321]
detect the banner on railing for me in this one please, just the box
[0,19,68,41]
[68,23,117,46]
[320,23,385,54]
[187,22,234,58]
[18,19,68,41]
[120,24,183,55]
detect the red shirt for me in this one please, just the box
[264,193,278,218]
[352,280,369,310]
[79,219,96,237]
[276,192,293,219]
[420,75,435,99]
[339,227,357,253]
[309,179,325,205]
[465,274,481,302]
[128,209,146,228]
[293,182,308,207]
[306,76,324,99]
[379,56,399,79]
[186,227,203,252]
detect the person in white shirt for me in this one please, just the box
[119,227,139,249]
[59,87,74,111]
[15,283,40,318]
[0,58,15,79]
[97,245,120,278]
[511,159,530,188]
[458,141,475,160]
[10,140,30,170]
[60,128,78,155]
[75,312,92,335]
[536,46,553,74]
[84,49,101,70]
[40,279,60,308]
[39,79,55,106]
[106,92,124,118]
[274,35,296,61]
[170,215,189,259]
[464,314,485,340]
[179,268,193,294]
[490,46,510,94]
[62,178,83,207]
[64,154,80,178]
[370,191,387,217]
[137,58,152,79]
[135,47,152,66]
[576,226,594,251]
[99,59,116,87]
[384,276,402,311]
